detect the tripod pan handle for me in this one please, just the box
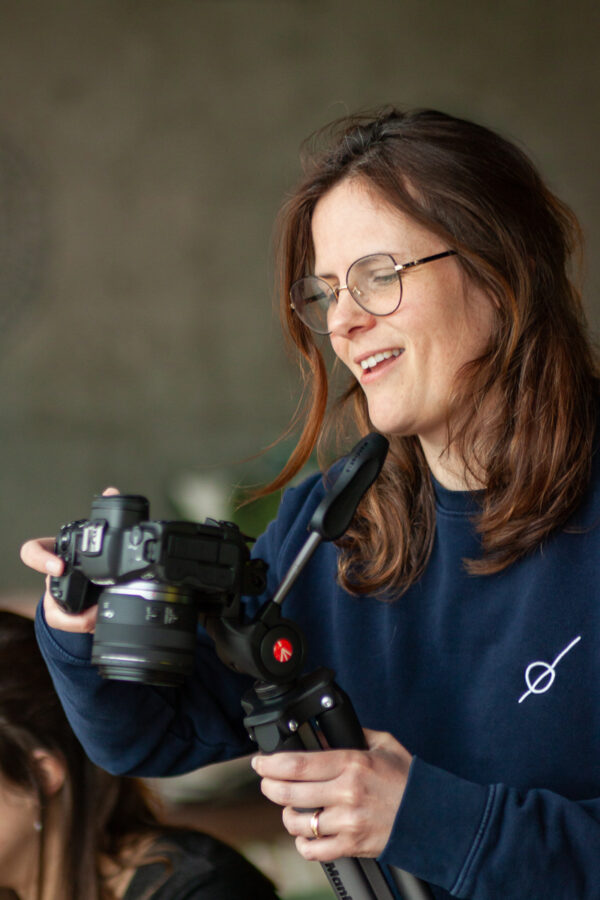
[309,433,389,541]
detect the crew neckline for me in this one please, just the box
[431,472,485,513]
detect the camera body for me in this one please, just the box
[50,494,267,685]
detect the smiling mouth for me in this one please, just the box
[360,348,403,372]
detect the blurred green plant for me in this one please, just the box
[231,487,283,539]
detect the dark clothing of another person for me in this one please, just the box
[123,829,279,900]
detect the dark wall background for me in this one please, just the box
[0,0,598,590]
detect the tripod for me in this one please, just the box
[208,434,433,900]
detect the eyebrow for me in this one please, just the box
[314,271,339,283]
[314,251,400,281]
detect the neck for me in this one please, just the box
[35,803,63,900]
[6,845,39,900]
[419,437,486,492]
[9,807,62,900]
[7,800,154,900]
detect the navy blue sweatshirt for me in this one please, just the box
[36,450,600,899]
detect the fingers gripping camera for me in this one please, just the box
[50,494,267,686]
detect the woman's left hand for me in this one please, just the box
[252,728,412,861]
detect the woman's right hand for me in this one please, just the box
[20,536,99,632]
[20,487,120,633]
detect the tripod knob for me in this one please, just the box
[206,601,306,684]
[258,621,304,679]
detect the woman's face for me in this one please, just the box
[311,178,494,469]
[0,771,39,893]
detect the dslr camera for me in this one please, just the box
[50,494,267,686]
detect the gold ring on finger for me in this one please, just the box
[310,807,323,839]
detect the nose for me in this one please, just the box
[327,286,374,337]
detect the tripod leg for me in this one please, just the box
[243,675,433,900]
[316,685,434,900]
[390,868,434,900]
[321,856,397,899]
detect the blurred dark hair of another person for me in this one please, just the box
[0,609,280,900]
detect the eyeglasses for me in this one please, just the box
[289,250,457,335]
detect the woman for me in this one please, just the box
[0,610,278,900]
[22,108,600,899]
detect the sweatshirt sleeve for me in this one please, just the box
[381,756,600,899]
[34,473,326,777]
[35,599,257,775]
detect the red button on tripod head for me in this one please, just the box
[273,638,293,663]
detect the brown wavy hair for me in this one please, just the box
[0,610,170,900]
[265,107,599,596]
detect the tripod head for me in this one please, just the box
[222,432,432,900]
[207,433,389,684]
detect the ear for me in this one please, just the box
[31,749,66,797]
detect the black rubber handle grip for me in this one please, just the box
[309,433,389,541]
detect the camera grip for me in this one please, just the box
[50,569,100,614]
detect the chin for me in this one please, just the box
[366,414,413,438]
[364,395,416,438]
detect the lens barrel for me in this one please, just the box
[91,580,198,686]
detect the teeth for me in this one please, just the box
[360,349,401,371]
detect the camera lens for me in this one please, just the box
[91,580,198,686]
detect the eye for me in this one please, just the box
[305,285,333,306]
[365,267,397,289]
[292,276,335,308]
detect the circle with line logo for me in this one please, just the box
[518,636,581,704]
[524,660,556,696]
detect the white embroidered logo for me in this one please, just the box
[518,636,581,704]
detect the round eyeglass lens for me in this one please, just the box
[347,254,401,314]
[290,253,402,335]
[290,276,333,334]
